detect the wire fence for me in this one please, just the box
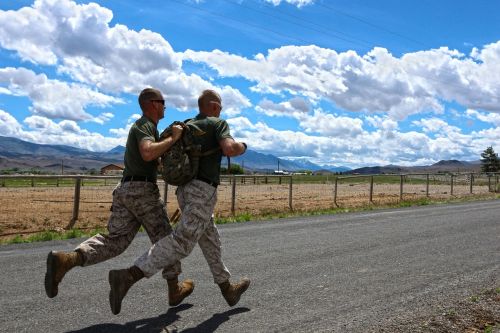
[0,173,498,237]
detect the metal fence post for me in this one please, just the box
[426,174,429,197]
[369,175,374,203]
[334,177,338,207]
[231,175,236,216]
[399,175,404,202]
[66,177,81,229]
[288,176,293,210]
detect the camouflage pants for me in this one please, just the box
[75,181,181,280]
[135,179,231,284]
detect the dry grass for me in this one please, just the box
[0,180,496,241]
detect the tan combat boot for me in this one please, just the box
[108,266,143,315]
[44,250,83,298]
[167,277,195,306]
[218,277,251,306]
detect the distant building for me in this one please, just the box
[100,164,124,175]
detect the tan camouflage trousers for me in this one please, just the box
[135,179,231,284]
[76,181,181,280]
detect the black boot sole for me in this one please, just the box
[109,270,122,315]
[44,251,58,298]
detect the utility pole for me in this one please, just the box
[277,159,280,172]
[61,159,64,175]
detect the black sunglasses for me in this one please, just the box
[151,99,165,105]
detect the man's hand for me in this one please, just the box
[171,124,184,141]
[140,125,184,162]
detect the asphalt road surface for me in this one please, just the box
[1,200,499,332]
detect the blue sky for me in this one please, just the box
[1,0,499,168]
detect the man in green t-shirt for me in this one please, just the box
[107,89,250,315]
[44,88,195,307]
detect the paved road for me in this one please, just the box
[1,200,499,332]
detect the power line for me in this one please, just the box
[318,3,429,49]
[220,0,373,49]
[166,1,473,94]
[169,0,314,46]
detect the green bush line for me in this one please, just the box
[2,195,497,245]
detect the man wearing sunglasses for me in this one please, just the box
[44,88,194,307]
[107,89,250,315]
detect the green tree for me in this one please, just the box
[220,163,244,175]
[480,146,500,172]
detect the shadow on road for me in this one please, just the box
[65,304,250,333]
[181,307,250,332]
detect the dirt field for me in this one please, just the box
[0,180,496,240]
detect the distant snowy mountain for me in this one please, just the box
[283,158,351,173]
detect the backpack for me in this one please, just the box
[160,119,220,186]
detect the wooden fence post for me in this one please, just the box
[66,177,81,229]
[334,177,338,207]
[399,175,404,202]
[488,175,492,192]
[369,175,374,203]
[231,175,236,216]
[31,177,34,187]
[469,173,473,194]
[288,176,293,210]
[164,182,168,209]
[450,174,454,196]
[426,174,429,197]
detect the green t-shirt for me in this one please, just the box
[123,116,159,181]
[189,114,233,184]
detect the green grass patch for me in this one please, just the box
[1,227,106,245]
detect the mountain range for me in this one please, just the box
[0,135,481,174]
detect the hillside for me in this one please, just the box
[347,160,481,174]
[0,136,345,173]
[0,136,481,174]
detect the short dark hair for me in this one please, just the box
[197,89,221,110]
[138,88,163,111]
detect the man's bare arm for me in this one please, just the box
[219,138,247,157]
[139,125,183,162]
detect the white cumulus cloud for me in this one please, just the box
[0,67,123,122]
[264,0,315,8]
[184,43,500,120]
